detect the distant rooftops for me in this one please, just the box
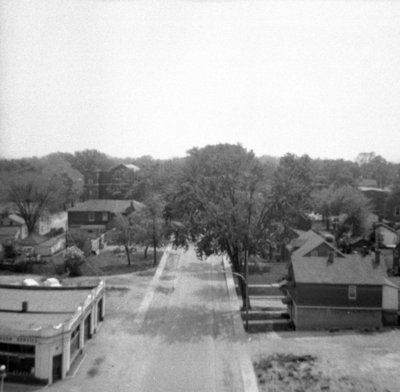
[68,199,144,213]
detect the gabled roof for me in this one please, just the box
[291,230,344,258]
[291,254,387,286]
[375,222,397,234]
[68,199,144,214]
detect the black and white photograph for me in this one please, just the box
[0,0,400,391]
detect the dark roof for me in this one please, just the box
[375,222,397,233]
[68,199,144,213]
[0,227,19,237]
[291,254,387,285]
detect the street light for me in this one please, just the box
[0,364,6,392]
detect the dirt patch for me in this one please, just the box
[249,330,400,392]
[254,353,384,392]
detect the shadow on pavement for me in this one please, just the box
[136,304,238,344]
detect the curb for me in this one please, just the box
[222,256,260,392]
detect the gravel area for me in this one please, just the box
[249,328,400,392]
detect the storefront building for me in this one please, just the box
[0,280,105,384]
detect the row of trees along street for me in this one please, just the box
[1,147,400,306]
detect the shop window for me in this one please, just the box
[70,325,80,357]
[348,285,357,300]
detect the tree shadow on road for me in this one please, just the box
[134,304,239,344]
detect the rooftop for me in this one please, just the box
[291,253,388,286]
[291,230,344,258]
[0,282,104,332]
[0,226,20,238]
[68,199,144,213]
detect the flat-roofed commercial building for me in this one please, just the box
[0,280,105,384]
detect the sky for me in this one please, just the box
[1,0,400,162]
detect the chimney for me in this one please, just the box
[327,252,334,264]
[22,301,28,313]
[375,249,381,265]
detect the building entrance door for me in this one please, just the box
[52,354,62,383]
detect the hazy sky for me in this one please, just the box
[1,0,400,162]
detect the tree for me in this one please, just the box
[109,214,135,266]
[356,152,392,189]
[385,168,400,222]
[269,153,313,230]
[313,185,371,237]
[129,196,167,266]
[167,144,274,308]
[70,149,120,174]
[6,175,58,235]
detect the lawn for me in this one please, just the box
[81,248,164,276]
[250,329,400,392]
[0,247,164,280]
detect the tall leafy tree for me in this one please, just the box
[109,214,135,265]
[5,174,58,235]
[130,195,167,266]
[313,185,371,237]
[269,153,313,230]
[167,144,274,307]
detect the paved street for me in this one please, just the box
[15,246,257,392]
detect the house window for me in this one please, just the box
[102,212,108,222]
[88,178,94,185]
[395,207,400,216]
[88,212,95,222]
[310,250,318,257]
[348,285,357,300]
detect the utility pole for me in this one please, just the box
[244,249,249,331]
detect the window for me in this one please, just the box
[101,212,108,222]
[88,212,95,222]
[70,325,80,357]
[348,285,357,300]
[88,178,94,185]
[310,250,318,257]
[395,207,400,216]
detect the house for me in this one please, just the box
[0,214,28,244]
[36,211,67,237]
[358,186,389,219]
[282,252,398,330]
[289,230,344,259]
[68,199,143,232]
[349,237,372,253]
[0,280,105,384]
[84,164,140,200]
[374,222,399,249]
